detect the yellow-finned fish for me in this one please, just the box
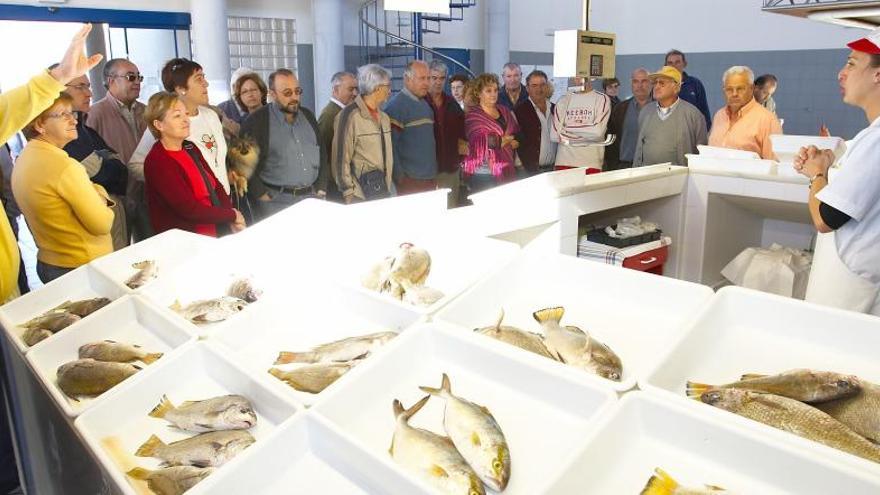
[641,468,728,494]
[533,307,623,381]
[274,331,397,364]
[78,340,163,364]
[474,309,556,360]
[268,362,355,393]
[419,373,511,492]
[126,466,214,495]
[56,359,140,399]
[148,394,257,432]
[135,430,254,467]
[389,396,485,495]
[686,369,861,403]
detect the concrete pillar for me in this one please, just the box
[312,0,345,110]
[86,23,108,101]
[485,0,510,77]
[190,0,232,104]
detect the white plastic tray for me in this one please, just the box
[212,284,423,405]
[0,264,126,354]
[25,295,193,417]
[687,153,777,175]
[546,392,880,494]
[75,341,301,495]
[191,413,428,495]
[434,252,714,391]
[90,229,214,293]
[641,286,880,467]
[312,323,617,494]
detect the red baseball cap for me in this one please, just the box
[847,28,880,54]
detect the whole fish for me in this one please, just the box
[126,466,214,495]
[274,331,398,364]
[640,468,728,495]
[379,243,431,299]
[22,328,55,347]
[403,285,445,307]
[135,430,255,467]
[56,359,140,399]
[227,277,262,303]
[268,362,355,393]
[58,297,112,317]
[533,307,623,381]
[701,388,880,463]
[79,340,163,364]
[125,260,158,289]
[816,379,880,443]
[687,369,861,403]
[389,396,485,495]
[474,309,557,360]
[419,373,511,491]
[148,394,257,432]
[19,310,80,331]
[171,296,247,323]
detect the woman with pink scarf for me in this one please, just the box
[462,73,523,193]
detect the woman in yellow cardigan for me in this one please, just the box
[12,93,114,283]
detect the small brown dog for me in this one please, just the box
[226,134,259,197]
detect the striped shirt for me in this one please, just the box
[383,87,438,180]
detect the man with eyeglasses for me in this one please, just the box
[241,68,326,220]
[86,58,146,164]
[708,66,782,160]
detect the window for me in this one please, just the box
[228,16,297,82]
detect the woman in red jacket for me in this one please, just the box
[143,92,244,237]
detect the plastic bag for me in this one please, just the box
[721,243,813,299]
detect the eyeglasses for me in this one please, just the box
[65,83,91,91]
[280,88,304,96]
[112,73,144,83]
[46,111,77,121]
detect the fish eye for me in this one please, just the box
[239,408,250,414]
[493,460,503,473]
[837,380,851,388]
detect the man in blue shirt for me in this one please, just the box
[665,49,712,131]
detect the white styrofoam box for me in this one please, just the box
[546,392,880,494]
[771,134,845,165]
[90,229,214,293]
[433,252,714,391]
[75,341,300,495]
[312,323,617,495]
[191,413,428,495]
[687,153,777,175]
[0,264,126,354]
[641,286,880,468]
[212,284,423,405]
[25,295,193,417]
[697,144,761,160]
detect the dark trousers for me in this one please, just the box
[37,261,74,284]
[396,176,438,195]
[253,188,314,222]
[6,215,29,295]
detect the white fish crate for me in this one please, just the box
[433,251,714,392]
[90,229,215,294]
[25,295,194,418]
[191,413,429,495]
[212,284,423,406]
[545,392,880,494]
[74,341,301,495]
[312,322,618,495]
[0,264,126,354]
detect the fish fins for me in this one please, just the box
[418,373,452,397]
[429,464,449,478]
[103,339,117,344]
[685,381,714,400]
[148,394,176,419]
[169,300,183,312]
[740,373,768,381]
[141,352,163,365]
[190,459,212,468]
[494,308,505,332]
[132,260,152,269]
[533,307,564,325]
[471,431,481,446]
[640,468,679,495]
[195,423,214,430]
[268,368,287,382]
[393,395,430,422]
[275,351,317,365]
[135,434,166,457]
[126,467,152,480]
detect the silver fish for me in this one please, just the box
[687,369,861,403]
[171,296,247,323]
[126,466,214,495]
[78,340,163,364]
[378,243,432,300]
[226,277,262,303]
[268,362,355,393]
[533,307,623,381]
[58,297,112,317]
[56,359,141,399]
[274,331,398,364]
[148,394,257,432]
[125,260,158,289]
[135,430,255,467]
[419,373,511,491]
[474,309,557,360]
[19,310,80,331]
[389,396,485,495]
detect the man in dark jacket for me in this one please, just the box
[605,68,652,171]
[514,70,557,174]
[665,49,712,131]
[317,71,357,202]
[240,69,327,221]
[425,61,466,207]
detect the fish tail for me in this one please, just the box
[740,373,768,381]
[640,468,679,495]
[169,300,182,312]
[418,373,452,397]
[141,352,164,365]
[148,394,175,419]
[533,307,564,325]
[685,381,714,400]
[135,434,165,457]
[494,308,505,331]
[126,467,152,480]
[394,395,430,422]
[274,351,316,365]
[268,368,290,383]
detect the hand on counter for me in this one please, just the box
[793,145,833,179]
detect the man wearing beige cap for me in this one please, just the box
[708,65,782,159]
[633,66,706,167]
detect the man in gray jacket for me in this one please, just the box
[633,66,707,167]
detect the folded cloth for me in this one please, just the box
[578,236,672,265]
